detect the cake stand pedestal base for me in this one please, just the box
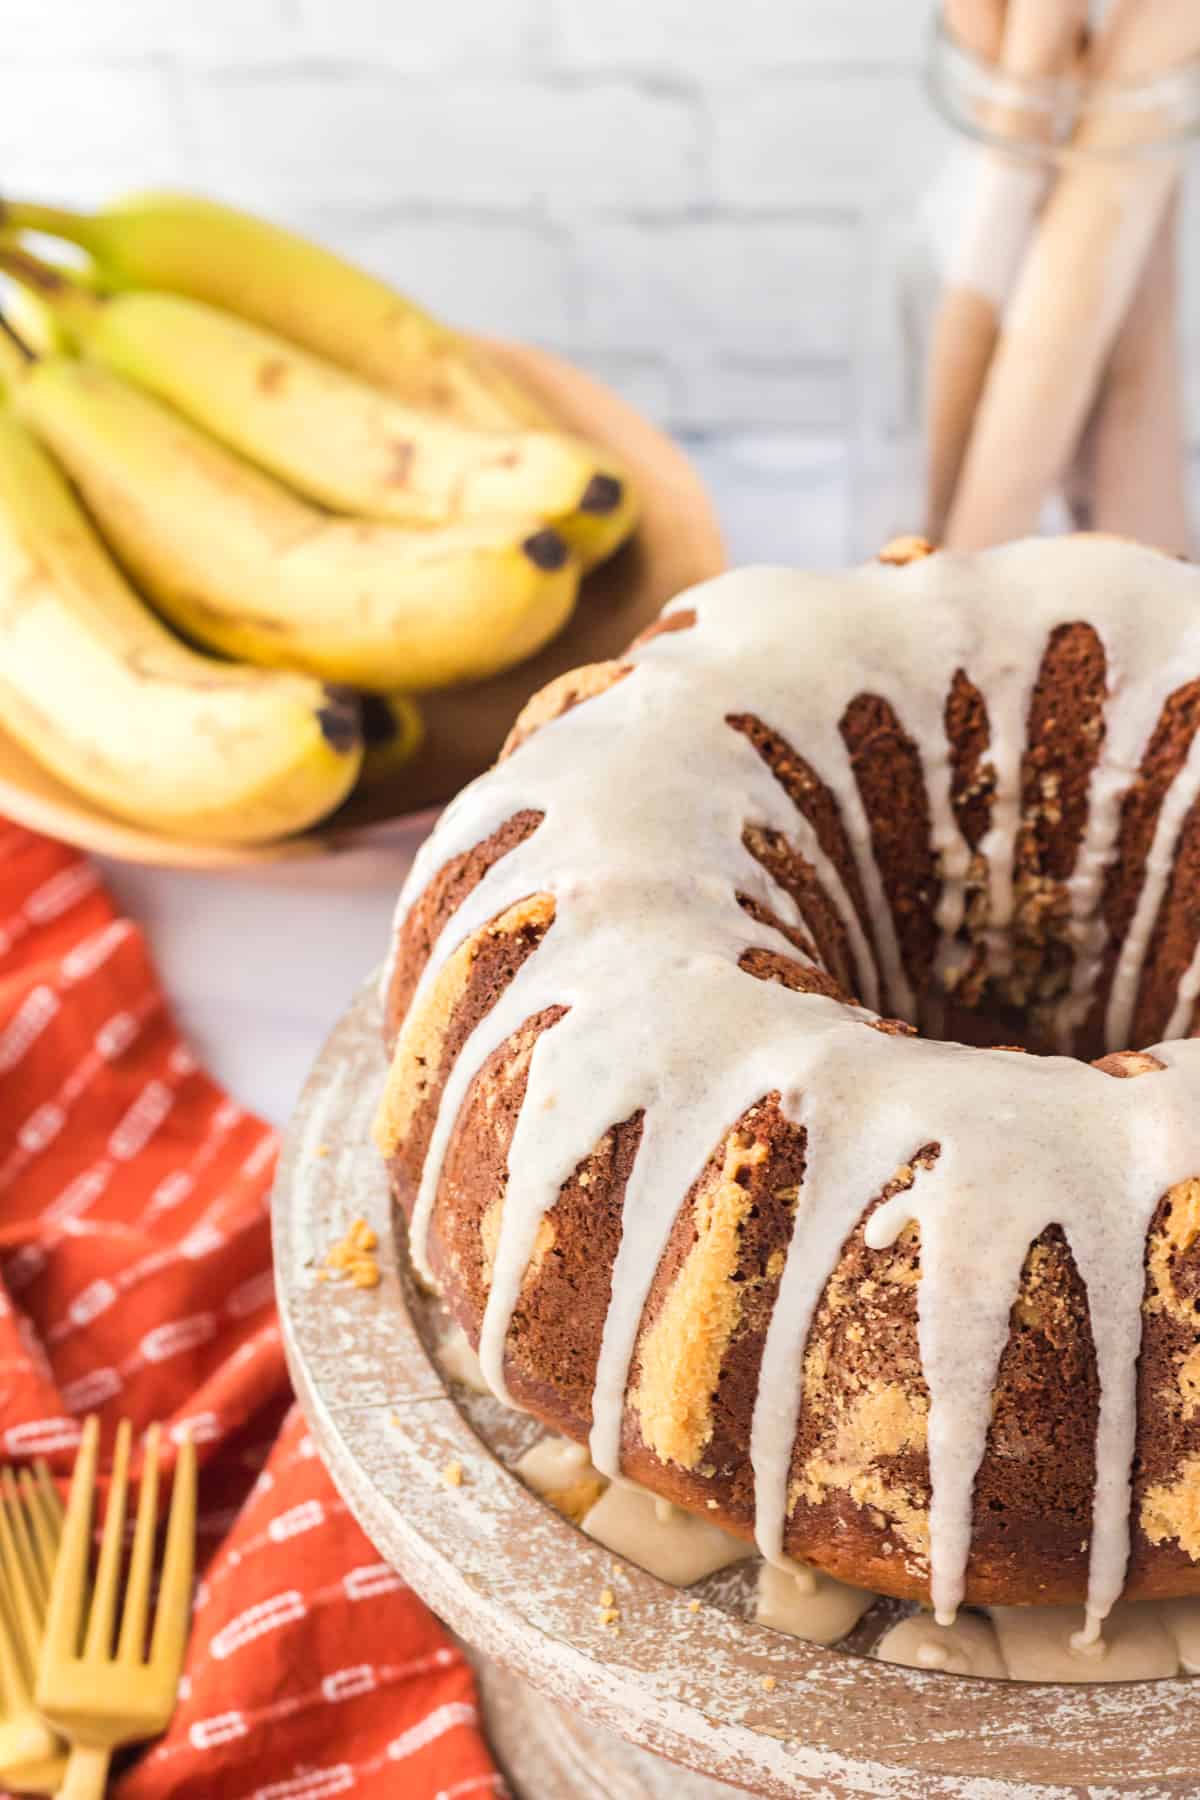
[461,1642,752,1799]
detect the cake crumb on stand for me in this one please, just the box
[316,1216,380,1288]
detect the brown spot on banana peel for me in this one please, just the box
[580,472,623,515]
[316,685,362,754]
[256,358,290,395]
[387,441,415,488]
[522,527,570,572]
[1,560,52,620]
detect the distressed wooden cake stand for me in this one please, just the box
[273,983,1200,1798]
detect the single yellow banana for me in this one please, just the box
[0,252,636,568]
[3,348,580,692]
[0,190,552,429]
[0,401,362,844]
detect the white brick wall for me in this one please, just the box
[178,76,702,213]
[4,1,1196,435]
[552,0,921,72]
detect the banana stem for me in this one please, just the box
[0,199,95,248]
[0,243,98,343]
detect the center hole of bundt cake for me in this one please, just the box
[888,907,1145,1062]
[891,623,1197,1060]
[734,608,1197,1062]
[738,808,1076,1059]
[840,651,1114,1058]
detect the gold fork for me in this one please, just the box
[37,1416,197,1800]
[0,1462,67,1795]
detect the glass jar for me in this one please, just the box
[854,13,1200,560]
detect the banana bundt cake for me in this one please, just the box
[375,535,1200,1635]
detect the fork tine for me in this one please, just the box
[83,1419,131,1662]
[19,1468,58,1593]
[34,1461,63,1537]
[0,1468,44,1672]
[148,1436,195,1675]
[42,1414,98,1664]
[3,1470,47,1614]
[117,1424,160,1664]
[0,1571,31,1704]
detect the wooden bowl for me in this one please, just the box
[0,338,725,873]
[273,981,1200,1800]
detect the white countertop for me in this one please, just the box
[99,436,852,1125]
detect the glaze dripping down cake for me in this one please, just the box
[375,535,1200,1633]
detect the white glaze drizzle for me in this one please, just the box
[385,538,1200,1631]
[1165,935,1200,1041]
[1107,725,1200,1048]
[1057,640,1200,1051]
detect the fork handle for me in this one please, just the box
[61,1745,112,1799]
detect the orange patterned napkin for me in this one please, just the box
[0,820,502,1800]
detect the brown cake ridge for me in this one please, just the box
[377,542,1200,1610]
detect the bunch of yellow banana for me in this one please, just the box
[0,192,640,845]
[0,399,363,843]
